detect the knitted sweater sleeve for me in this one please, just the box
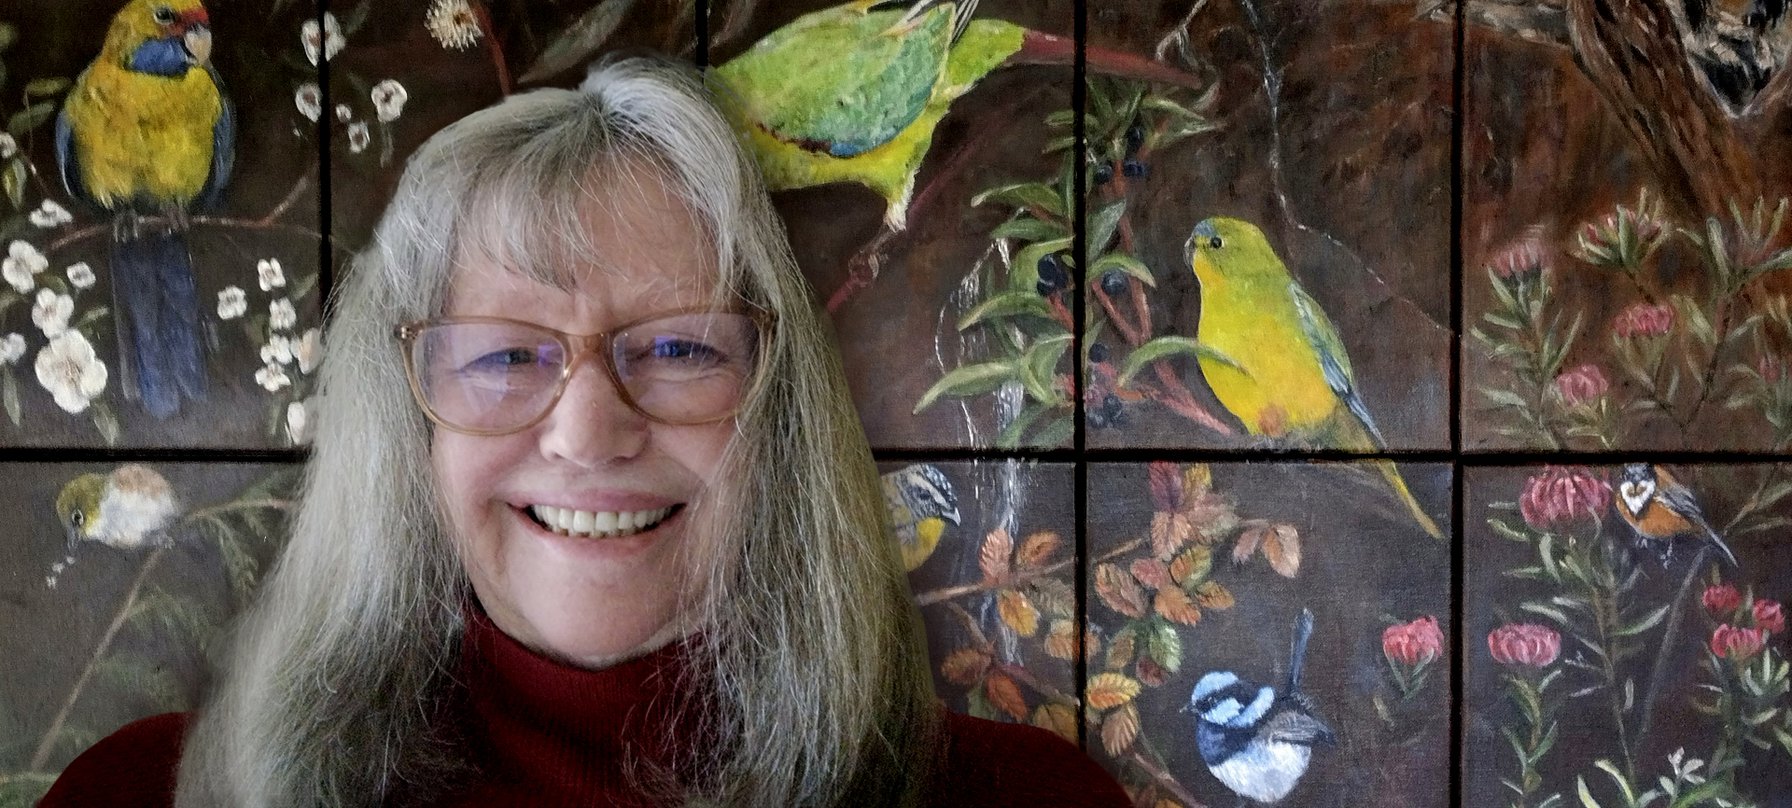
[37,712,187,808]
[933,712,1131,807]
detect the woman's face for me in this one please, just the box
[432,173,734,667]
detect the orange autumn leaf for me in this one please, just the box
[1130,558,1171,590]
[1105,629,1137,671]
[1031,702,1078,742]
[1154,585,1203,626]
[1015,531,1061,570]
[1045,619,1078,660]
[940,648,992,686]
[1195,580,1236,610]
[985,672,1028,721]
[1100,702,1140,757]
[1168,545,1213,587]
[1262,523,1302,577]
[1233,519,1268,564]
[998,590,1041,637]
[979,528,1013,583]
[1094,563,1147,618]
[1087,672,1142,710]
[1137,655,1168,687]
[1150,511,1195,558]
[1182,464,1213,497]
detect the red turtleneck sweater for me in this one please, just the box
[41,612,1129,806]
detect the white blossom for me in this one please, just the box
[335,103,353,123]
[371,80,409,123]
[269,298,297,330]
[31,289,73,337]
[218,286,247,320]
[0,333,24,365]
[301,12,345,66]
[0,134,15,159]
[28,200,72,228]
[257,258,286,291]
[426,0,484,50]
[347,121,371,154]
[3,240,47,293]
[255,362,291,392]
[287,398,314,444]
[296,328,323,374]
[295,83,323,122]
[35,330,108,413]
[261,334,295,366]
[66,262,95,290]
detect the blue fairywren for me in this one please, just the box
[1184,608,1334,806]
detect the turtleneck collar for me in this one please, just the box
[450,605,709,806]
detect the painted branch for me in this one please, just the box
[46,217,327,254]
[1014,31,1208,91]
[1437,0,1572,48]
[470,0,513,95]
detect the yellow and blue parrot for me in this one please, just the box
[881,463,960,571]
[1185,217,1444,540]
[711,0,1196,231]
[56,0,232,419]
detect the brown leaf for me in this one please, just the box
[1084,628,1101,667]
[1148,461,1182,512]
[1045,619,1078,660]
[1027,578,1075,618]
[1094,563,1147,618]
[1104,628,1137,671]
[1100,702,1140,757]
[1087,672,1142,710]
[1137,655,1168,687]
[979,528,1014,583]
[940,648,991,686]
[1185,490,1240,542]
[1150,512,1195,558]
[998,590,1041,637]
[1031,702,1078,742]
[1168,545,1213,587]
[1262,523,1302,577]
[1154,585,1203,626]
[985,672,1029,721]
[1195,580,1236,610]
[1130,558,1171,590]
[1155,800,1186,808]
[1015,531,1062,570]
[1233,519,1269,563]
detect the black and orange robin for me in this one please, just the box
[1614,464,1740,568]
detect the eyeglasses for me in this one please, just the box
[394,308,771,435]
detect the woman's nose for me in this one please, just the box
[536,359,648,466]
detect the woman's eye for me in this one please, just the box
[465,347,541,371]
[646,338,723,363]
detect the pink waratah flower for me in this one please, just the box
[1613,303,1674,338]
[1384,616,1444,667]
[1711,624,1768,661]
[1554,364,1610,406]
[1520,467,1611,531]
[1703,584,1743,617]
[1489,228,1548,281]
[1753,600,1785,634]
[1759,355,1787,384]
[1489,623,1560,668]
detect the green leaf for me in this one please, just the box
[996,400,1055,447]
[1116,336,1240,386]
[1028,416,1073,446]
[1,372,17,427]
[1480,387,1531,409]
[913,362,1017,413]
[1089,252,1156,288]
[1618,604,1670,637]
[990,217,1067,243]
[91,402,120,446]
[6,101,56,136]
[0,23,18,53]
[1576,776,1603,808]
[1086,199,1127,254]
[1009,237,1074,294]
[972,182,1066,218]
[1593,759,1637,804]
[957,291,1055,330]
[2,159,23,210]
[1520,601,1571,625]
[517,0,639,84]
[23,77,70,98]
[1147,620,1183,673]
[1018,334,1071,403]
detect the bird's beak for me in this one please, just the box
[180,14,214,67]
[943,507,961,526]
[64,526,81,554]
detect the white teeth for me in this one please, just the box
[528,504,675,539]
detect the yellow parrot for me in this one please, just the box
[1185,217,1443,540]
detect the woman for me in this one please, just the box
[43,56,1128,806]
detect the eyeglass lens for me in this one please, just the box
[410,313,758,431]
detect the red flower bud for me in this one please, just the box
[1489,229,1548,282]
[1711,624,1768,661]
[1520,467,1611,531]
[1613,303,1674,338]
[1760,355,1787,385]
[1553,364,1610,406]
[1702,584,1743,617]
[1753,600,1785,634]
[1489,623,1560,668]
[1383,616,1444,667]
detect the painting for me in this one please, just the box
[1464,464,1792,806]
[0,462,297,806]
[1081,461,1452,807]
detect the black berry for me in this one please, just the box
[1122,158,1147,179]
[1125,124,1145,153]
[1088,342,1109,363]
[1035,253,1069,295]
[1100,270,1128,296]
[1093,162,1114,185]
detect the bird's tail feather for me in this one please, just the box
[1373,459,1444,540]
[111,232,207,420]
[1288,608,1314,694]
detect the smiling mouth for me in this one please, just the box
[524,504,683,539]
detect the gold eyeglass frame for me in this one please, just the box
[393,306,775,436]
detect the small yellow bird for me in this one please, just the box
[56,463,182,552]
[1185,217,1443,540]
[881,464,961,571]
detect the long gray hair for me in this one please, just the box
[176,55,939,806]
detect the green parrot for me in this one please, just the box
[56,463,182,553]
[711,0,1199,231]
[1185,217,1443,540]
[881,463,960,571]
